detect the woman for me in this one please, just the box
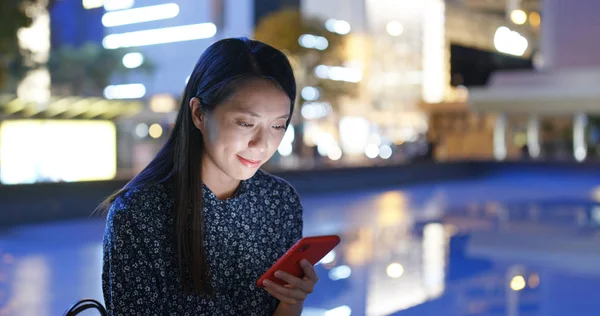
[101,37,317,315]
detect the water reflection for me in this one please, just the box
[528,273,540,289]
[309,190,450,316]
[79,243,104,302]
[303,175,600,315]
[422,223,445,298]
[8,256,50,316]
[3,173,600,315]
[364,221,447,315]
[329,265,352,281]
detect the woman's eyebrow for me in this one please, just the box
[233,109,290,119]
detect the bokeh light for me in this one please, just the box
[510,275,526,291]
[386,263,404,278]
[149,123,163,139]
[386,21,404,36]
[510,9,527,25]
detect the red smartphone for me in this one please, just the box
[257,235,341,288]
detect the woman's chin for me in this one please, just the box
[233,167,260,181]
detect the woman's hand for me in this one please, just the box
[262,259,319,306]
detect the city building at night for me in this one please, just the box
[0,0,254,184]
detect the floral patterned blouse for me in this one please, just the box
[102,170,304,315]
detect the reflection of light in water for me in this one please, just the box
[376,191,409,227]
[302,305,352,316]
[367,221,447,316]
[345,227,373,266]
[10,256,50,316]
[528,273,540,288]
[318,250,336,265]
[591,187,600,203]
[301,307,328,316]
[423,223,445,297]
[329,265,351,281]
[386,263,404,278]
[506,265,525,316]
[445,224,458,236]
[3,254,14,265]
[510,275,526,291]
[81,243,105,301]
[324,305,351,316]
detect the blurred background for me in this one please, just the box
[2,0,600,315]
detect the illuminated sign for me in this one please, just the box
[0,120,117,184]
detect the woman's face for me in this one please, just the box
[191,79,291,181]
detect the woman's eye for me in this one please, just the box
[237,122,254,128]
[273,125,286,130]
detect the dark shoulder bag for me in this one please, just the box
[63,298,107,316]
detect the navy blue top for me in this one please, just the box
[102,170,304,315]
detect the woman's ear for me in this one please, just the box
[189,97,205,132]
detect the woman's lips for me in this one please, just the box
[237,155,261,168]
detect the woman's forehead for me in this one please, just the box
[221,81,290,115]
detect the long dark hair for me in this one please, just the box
[99,37,296,295]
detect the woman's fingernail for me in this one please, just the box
[263,280,270,285]
[275,271,282,277]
